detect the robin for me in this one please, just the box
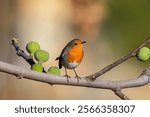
[56,39,86,82]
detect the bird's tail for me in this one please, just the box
[55,57,62,69]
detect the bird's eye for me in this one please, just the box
[74,43,77,45]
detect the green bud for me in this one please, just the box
[34,50,49,64]
[26,41,40,56]
[31,64,43,72]
[137,47,150,62]
[47,66,60,75]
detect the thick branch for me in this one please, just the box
[86,36,150,80]
[0,61,150,93]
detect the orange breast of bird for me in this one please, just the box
[67,45,83,63]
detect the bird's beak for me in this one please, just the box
[82,41,86,44]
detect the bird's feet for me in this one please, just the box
[73,69,81,83]
[75,75,81,83]
[64,73,81,83]
[64,74,71,83]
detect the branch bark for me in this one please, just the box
[114,90,130,100]
[0,60,150,100]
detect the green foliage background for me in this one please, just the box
[104,0,150,54]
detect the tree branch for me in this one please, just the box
[0,60,150,99]
[10,37,150,99]
[86,36,150,80]
[11,38,35,66]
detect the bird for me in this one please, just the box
[55,38,86,82]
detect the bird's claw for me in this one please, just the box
[64,74,71,83]
[75,75,81,83]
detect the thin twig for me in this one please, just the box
[11,38,35,66]
[86,36,150,80]
[11,38,46,72]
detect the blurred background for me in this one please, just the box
[0,0,150,99]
